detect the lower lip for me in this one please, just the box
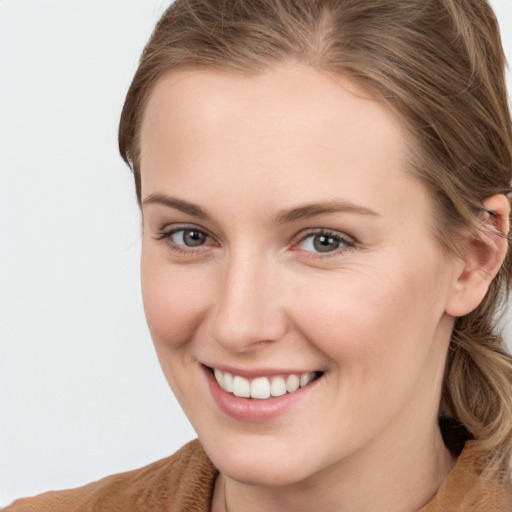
[203,366,320,423]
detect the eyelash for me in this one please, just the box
[154,225,356,258]
[292,229,355,258]
[155,225,215,255]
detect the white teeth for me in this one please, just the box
[251,377,271,399]
[223,372,234,392]
[214,368,224,387]
[300,372,316,387]
[286,374,300,393]
[213,369,319,400]
[232,375,251,398]
[270,376,287,397]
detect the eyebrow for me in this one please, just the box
[142,194,210,219]
[273,200,380,224]
[141,194,380,223]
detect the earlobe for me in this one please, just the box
[445,194,510,318]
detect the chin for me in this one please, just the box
[197,429,329,487]
[215,453,314,487]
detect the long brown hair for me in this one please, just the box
[119,0,512,476]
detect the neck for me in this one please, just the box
[213,421,456,512]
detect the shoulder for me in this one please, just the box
[4,439,217,512]
[420,441,512,512]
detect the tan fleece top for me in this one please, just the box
[4,439,512,512]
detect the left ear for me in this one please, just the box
[446,194,510,317]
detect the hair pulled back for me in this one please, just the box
[119,0,512,476]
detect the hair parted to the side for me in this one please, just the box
[119,0,512,476]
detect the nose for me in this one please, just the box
[209,251,288,353]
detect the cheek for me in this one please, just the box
[140,247,215,409]
[290,257,449,379]
[288,263,450,442]
[140,247,210,349]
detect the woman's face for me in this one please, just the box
[139,64,460,486]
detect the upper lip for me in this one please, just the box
[202,363,323,379]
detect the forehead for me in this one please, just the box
[141,64,405,151]
[139,64,426,222]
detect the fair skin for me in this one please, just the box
[139,63,509,512]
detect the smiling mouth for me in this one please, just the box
[210,367,324,400]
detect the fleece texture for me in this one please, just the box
[4,439,512,511]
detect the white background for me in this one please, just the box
[1,0,511,506]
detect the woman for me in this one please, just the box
[5,0,512,510]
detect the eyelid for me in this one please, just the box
[156,222,210,237]
[154,223,218,251]
[153,223,356,258]
[292,228,356,256]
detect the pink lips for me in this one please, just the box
[203,365,320,423]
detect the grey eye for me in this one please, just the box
[311,234,342,253]
[298,231,352,254]
[172,229,208,247]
